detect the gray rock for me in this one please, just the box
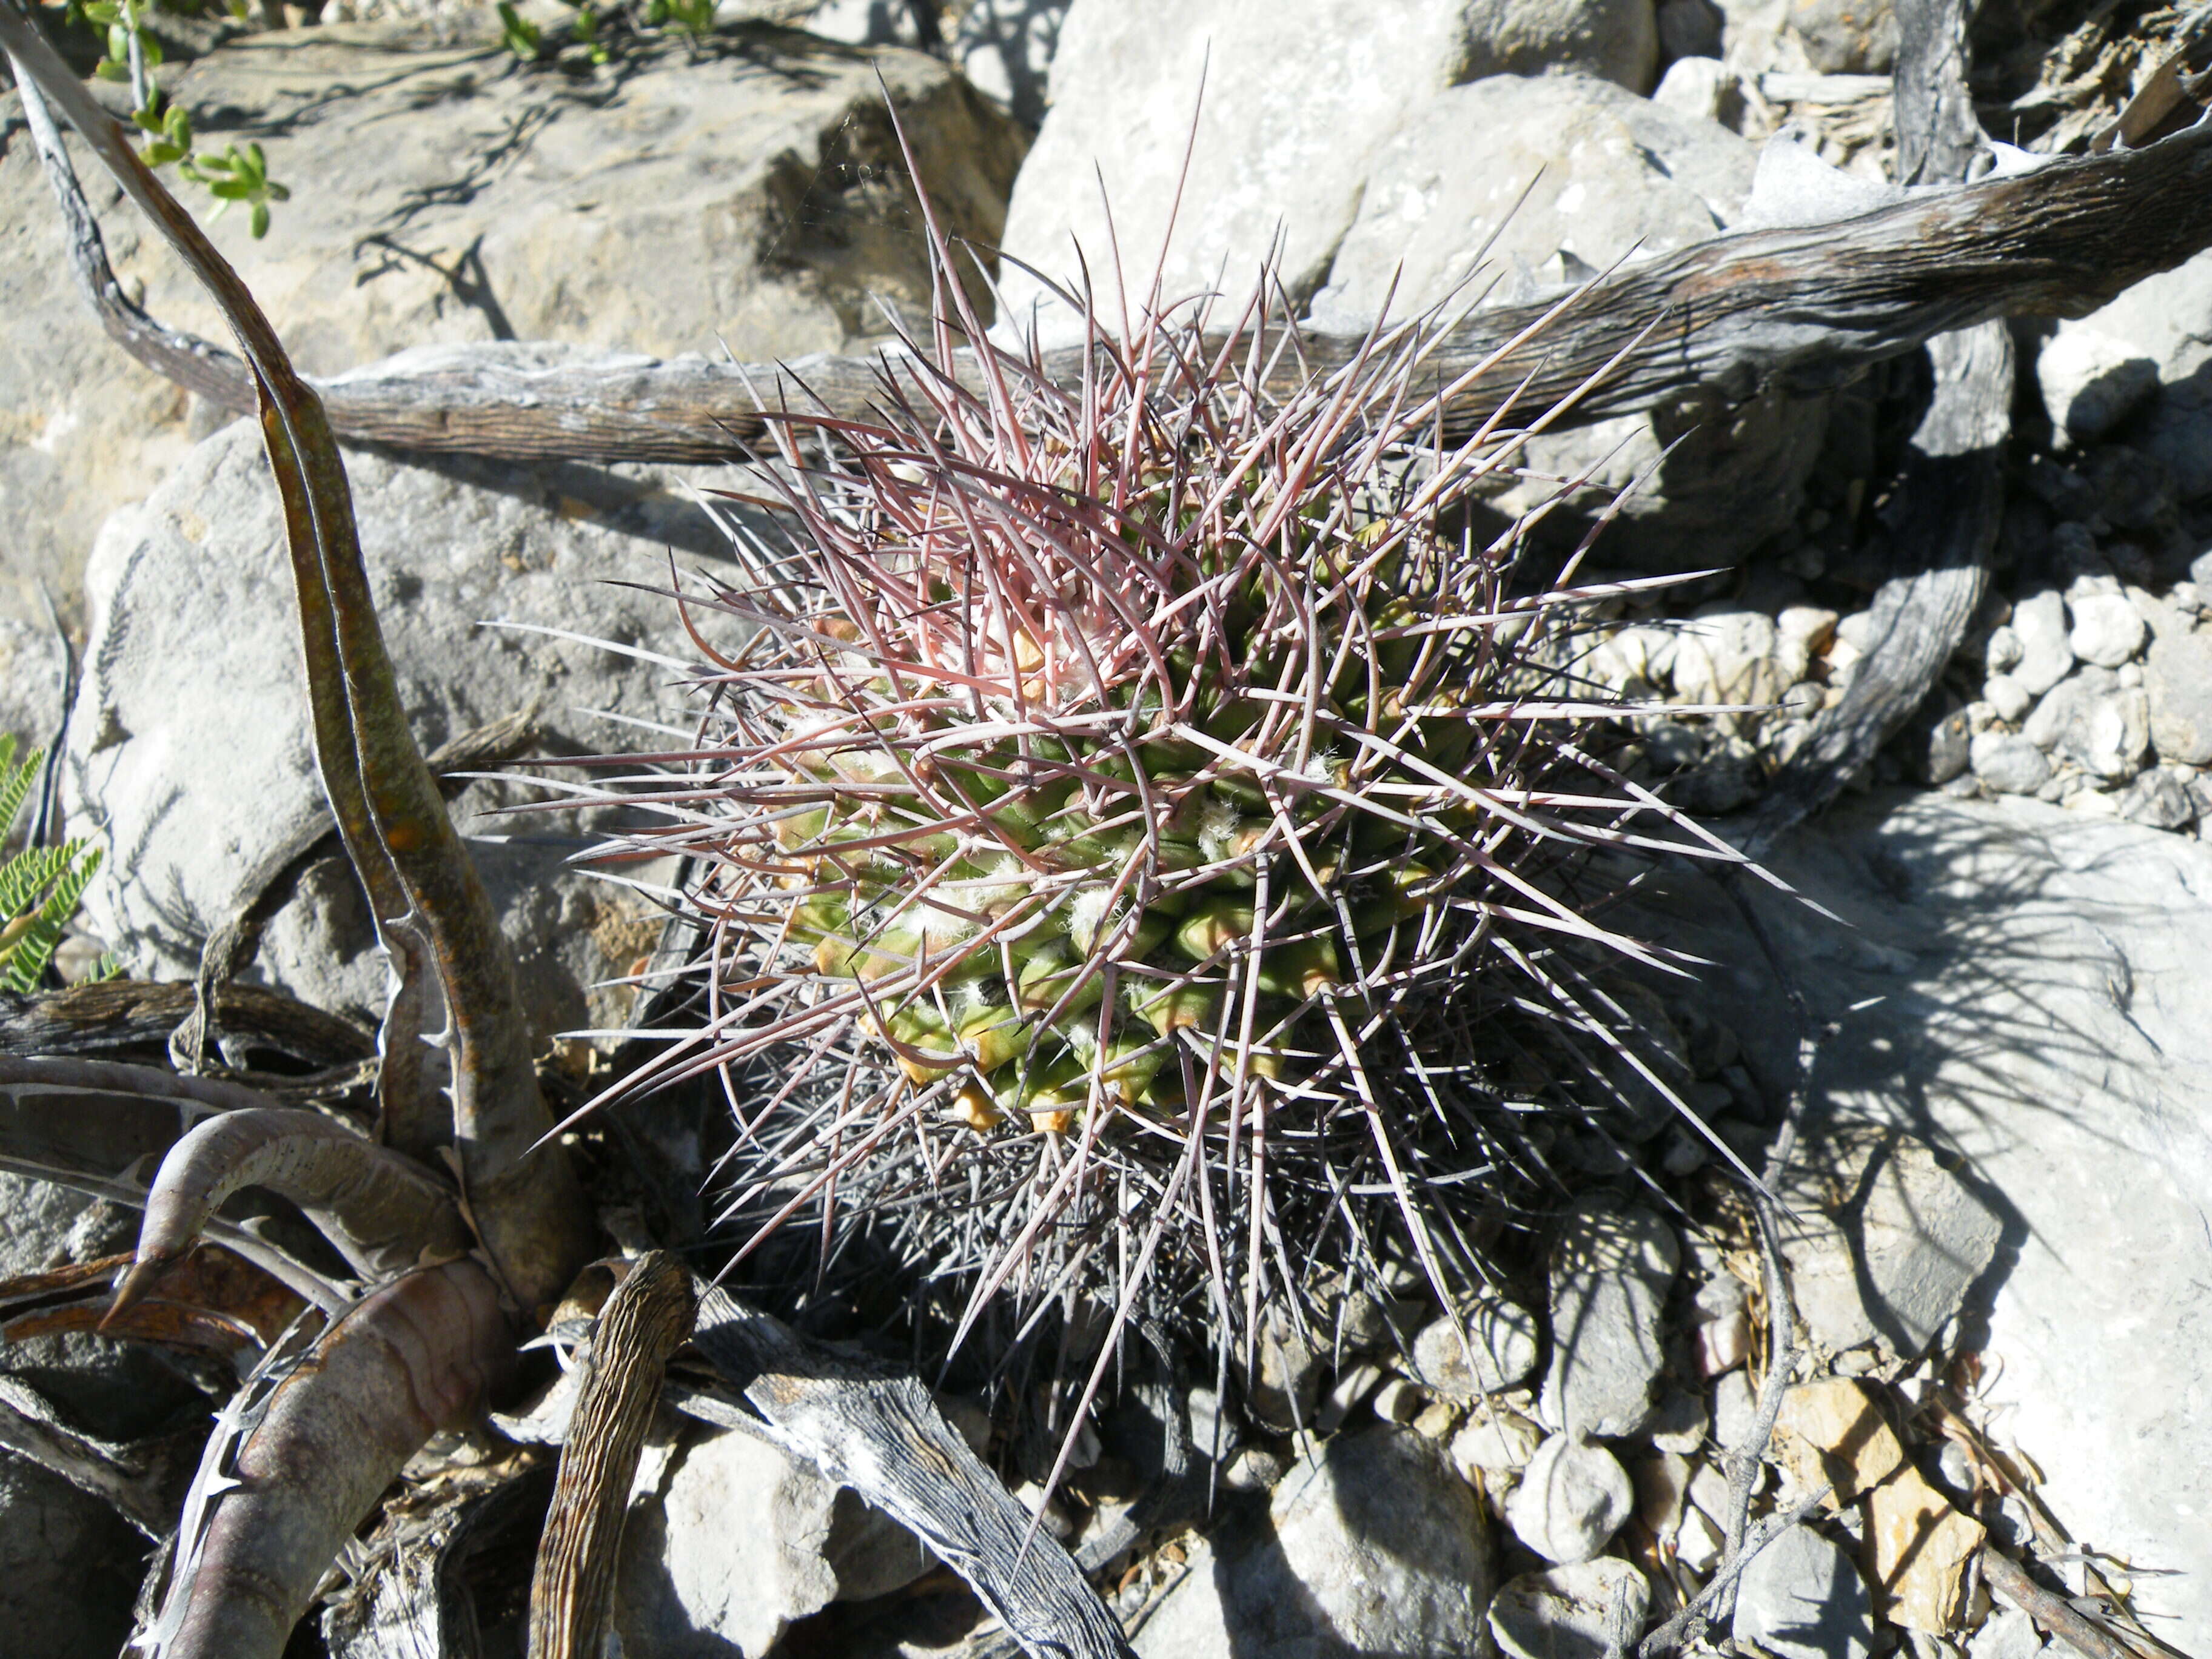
[1307,76,1826,577]
[1308,73,1751,338]
[997,0,1521,349]
[2009,591,2075,696]
[1458,0,1660,90]
[1413,1299,1542,1399]
[1731,1524,1875,1659]
[616,1426,932,1657]
[2023,669,2149,781]
[2034,250,2212,500]
[1711,1367,1757,1452]
[1926,708,1972,786]
[1648,1386,1709,1454]
[1450,1406,1544,1476]
[1542,1198,1680,1437]
[2146,631,2212,765]
[1614,791,2212,1654]
[1489,1558,1651,1659]
[1983,674,2033,725]
[2117,768,2196,830]
[1507,1433,1633,1564]
[1786,0,1894,73]
[2037,325,2159,447]
[1248,1307,1326,1431]
[2068,591,2148,669]
[0,17,1025,629]
[1131,1427,1493,1658]
[0,1451,143,1659]
[1969,1607,2049,1659]
[65,405,725,1039]
[1653,53,1737,121]
[1658,0,1725,59]
[1778,1131,2003,1363]
[953,0,1072,127]
[0,620,68,760]
[1970,731,2053,796]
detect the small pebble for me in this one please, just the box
[1371,1375,1426,1424]
[1711,1369,1757,1452]
[1675,1502,1725,1573]
[1970,1607,2048,1659]
[1489,1559,1651,1659]
[1449,1407,1544,1478]
[1507,1433,1634,1564]
[1648,1387,1709,1455]
[1412,1299,1541,1399]
[2069,590,2148,668]
[1984,674,2034,724]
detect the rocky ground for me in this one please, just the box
[2,0,2210,1656]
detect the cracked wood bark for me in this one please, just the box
[19,62,2212,460]
[1742,0,2014,851]
[683,1281,1136,1659]
[526,1253,695,1659]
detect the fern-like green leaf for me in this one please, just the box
[0,845,69,919]
[1,841,99,993]
[0,737,40,847]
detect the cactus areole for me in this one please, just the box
[588,245,1745,1381]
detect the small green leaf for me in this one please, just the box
[249,199,269,238]
[94,56,129,81]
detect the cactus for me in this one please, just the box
[576,234,1760,1419]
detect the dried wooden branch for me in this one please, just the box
[19,61,2212,461]
[527,1253,695,1659]
[1744,0,2014,845]
[1,3,594,1316]
[683,1281,1136,1659]
[1982,1546,2153,1659]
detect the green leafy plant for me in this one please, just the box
[179,138,288,238]
[495,0,542,60]
[44,0,288,235]
[0,735,102,991]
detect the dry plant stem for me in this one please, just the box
[1981,1546,2153,1659]
[139,1261,513,1659]
[1746,0,2012,851]
[0,1374,179,1538]
[19,69,2212,459]
[683,1282,1136,1659]
[1636,1483,1835,1659]
[528,1253,695,1659]
[0,8,590,1314]
[1,980,374,1084]
[110,1107,472,1316]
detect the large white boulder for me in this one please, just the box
[0,13,1024,631]
[1621,791,2212,1653]
[994,0,1657,349]
[64,376,733,1039]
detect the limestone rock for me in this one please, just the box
[1412,1298,1541,1399]
[1863,1465,1983,1632]
[1488,1558,1651,1659]
[64,403,725,1039]
[1458,0,1660,91]
[1777,1131,2003,1364]
[0,1451,143,1659]
[1786,0,1894,73]
[2146,630,2212,765]
[2067,591,2147,669]
[1731,1524,1875,1659]
[1130,1427,1493,1659]
[2008,591,2074,697]
[2037,326,2159,447]
[1771,1379,1906,1504]
[1541,1198,1680,1437]
[1969,731,2051,797]
[2023,668,2149,782]
[1611,791,2212,1651]
[1305,73,1815,575]
[0,17,1025,629]
[1506,1433,1632,1564]
[996,0,1517,349]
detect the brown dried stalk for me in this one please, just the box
[527,1253,695,1659]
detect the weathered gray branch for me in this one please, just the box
[19,56,2212,460]
[683,1281,1136,1659]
